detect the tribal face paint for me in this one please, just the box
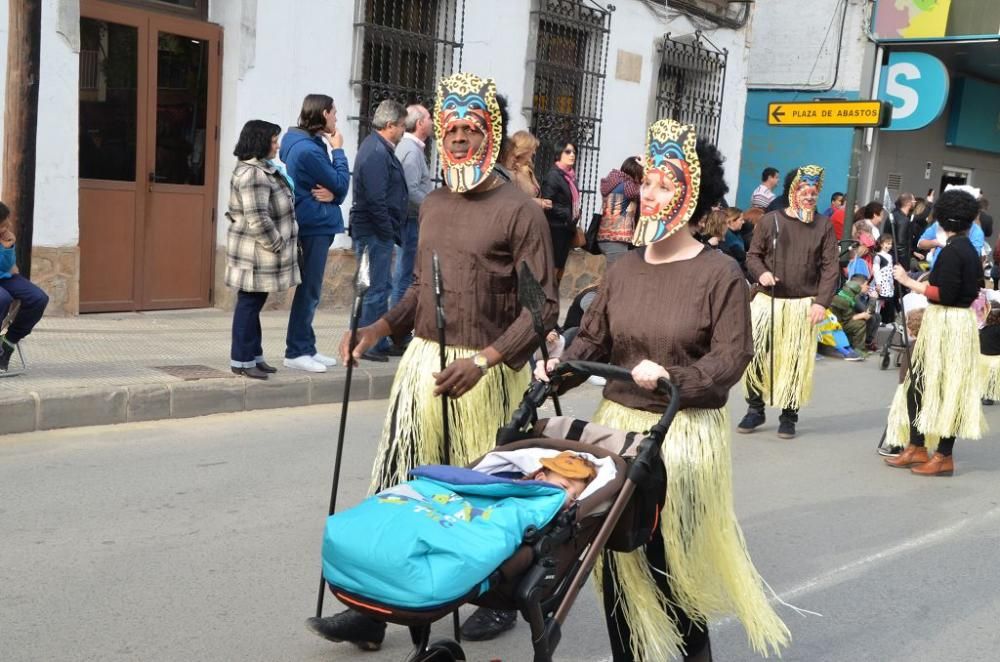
[434,73,503,193]
[632,119,701,246]
[788,165,825,223]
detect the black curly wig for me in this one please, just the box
[692,138,729,224]
[934,189,979,234]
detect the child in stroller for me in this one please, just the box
[315,361,676,662]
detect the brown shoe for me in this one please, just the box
[910,452,954,476]
[884,444,929,468]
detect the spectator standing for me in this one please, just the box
[389,104,434,354]
[501,130,551,210]
[823,191,845,218]
[883,193,914,267]
[0,202,49,373]
[596,156,642,265]
[280,94,351,372]
[225,121,300,380]
[765,169,798,213]
[751,167,779,209]
[873,233,897,321]
[541,141,582,285]
[349,100,409,362]
[978,196,993,241]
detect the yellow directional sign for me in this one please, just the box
[767,100,891,128]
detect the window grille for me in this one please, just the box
[655,33,727,145]
[528,0,613,218]
[351,0,465,143]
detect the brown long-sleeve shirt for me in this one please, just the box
[561,247,753,412]
[382,181,558,369]
[747,210,840,308]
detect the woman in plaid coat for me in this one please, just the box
[225,120,300,379]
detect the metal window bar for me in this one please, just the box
[528,0,613,221]
[351,0,465,148]
[655,32,728,146]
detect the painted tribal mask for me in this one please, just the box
[788,165,825,223]
[434,73,503,193]
[631,119,701,246]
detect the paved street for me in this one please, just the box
[3,359,1000,662]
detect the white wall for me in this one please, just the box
[747,0,868,92]
[0,0,79,246]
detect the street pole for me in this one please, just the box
[843,127,864,227]
[2,0,42,279]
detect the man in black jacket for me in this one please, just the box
[884,193,914,266]
[349,100,408,361]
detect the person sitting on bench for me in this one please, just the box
[0,201,49,373]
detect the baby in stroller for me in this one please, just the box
[524,451,597,504]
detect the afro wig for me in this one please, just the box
[934,189,980,234]
[691,139,729,224]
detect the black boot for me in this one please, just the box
[231,365,269,380]
[460,607,517,641]
[736,408,766,434]
[305,609,386,651]
[777,409,798,439]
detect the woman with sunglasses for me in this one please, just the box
[541,141,582,285]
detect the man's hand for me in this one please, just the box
[759,272,779,288]
[631,359,670,392]
[312,185,334,203]
[434,358,483,397]
[339,325,381,366]
[808,303,827,325]
[325,129,344,150]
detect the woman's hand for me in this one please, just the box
[631,360,669,392]
[893,264,910,286]
[434,358,483,398]
[312,185,334,203]
[534,357,560,383]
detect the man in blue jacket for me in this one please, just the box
[279,94,351,373]
[349,99,408,361]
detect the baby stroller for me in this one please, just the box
[318,360,677,662]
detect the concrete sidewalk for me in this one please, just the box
[0,309,400,435]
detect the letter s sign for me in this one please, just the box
[878,52,950,132]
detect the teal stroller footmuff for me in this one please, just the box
[322,464,567,610]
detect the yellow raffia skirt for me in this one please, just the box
[743,295,816,411]
[591,399,790,660]
[368,337,530,493]
[884,305,985,452]
[980,353,1000,401]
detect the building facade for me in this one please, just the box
[0,0,751,315]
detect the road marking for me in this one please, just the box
[716,504,1000,626]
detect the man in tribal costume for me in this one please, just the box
[306,73,558,651]
[738,165,840,439]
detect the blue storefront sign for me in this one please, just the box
[877,52,950,131]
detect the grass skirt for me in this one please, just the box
[743,295,815,410]
[368,337,530,493]
[592,399,789,660]
[980,354,1000,401]
[884,305,985,452]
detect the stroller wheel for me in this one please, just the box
[413,639,466,662]
[880,353,891,370]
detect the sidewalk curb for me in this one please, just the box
[0,369,395,436]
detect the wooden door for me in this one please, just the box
[78,0,220,312]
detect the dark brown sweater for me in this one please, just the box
[382,181,558,369]
[561,247,753,412]
[746,210,840,308]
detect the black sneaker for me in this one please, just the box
[736,410,765,434]
[0,340,14,373]
[983,398,995,406]
[877,444,903,457]
[305,610,386,651]
[460,607,517,641]
[777,419,796,439]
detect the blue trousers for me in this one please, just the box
[353,234,394,353]
[0,275,49,345]
[285,234,333,359]
[231,290,268,367]
[391,216,419,308]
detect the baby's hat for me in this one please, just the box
[540,451,596,480]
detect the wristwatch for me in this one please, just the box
[472,353,490,375]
